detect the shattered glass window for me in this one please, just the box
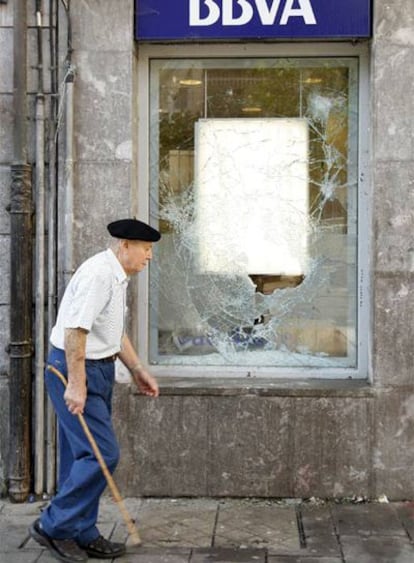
[148,57,359,370]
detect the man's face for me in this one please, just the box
[119,240,154,275]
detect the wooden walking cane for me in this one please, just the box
[47,364,142,547]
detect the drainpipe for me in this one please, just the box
[8,0,33,502]
[55,0,75,298]
[45,0,58,496]
[34,0,46,497]
[62,67,75,292]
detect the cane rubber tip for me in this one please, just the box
[126,532,142,547]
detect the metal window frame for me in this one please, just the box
[136,42,371,380]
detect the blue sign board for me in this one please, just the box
[135,0,372,41]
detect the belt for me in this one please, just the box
[51,346,118,363]
[88,354,118,363]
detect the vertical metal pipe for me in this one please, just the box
[8,0,33,502]
[55,0,75,298]
[46,0,58,496]
[63,70,75,290]
[34,99,45,495]
[34,0,46,496]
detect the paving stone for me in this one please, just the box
[109,520,130,544]
[98,495,136,522]
[122,549,192,563]
[215,501,300,554]
[268,558,342,563]
[298,504,341,557]
[36,552,62,562]
[0,522,39,553]
[304,534,341,558]
[0,551,42,563]
[340,535,414,563]
[191,547,266,562]
[1,500,46,519]
[332,503,407,537]
[87,521,113,542]
[300,504,336,535]
[393,501,414,540]
[123,556,190,563]
[135,498,217,547]
[97,495,144,544]
[118,546,193,562]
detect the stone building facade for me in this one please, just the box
[1,0,414,500]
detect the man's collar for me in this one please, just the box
[106,248,128,283]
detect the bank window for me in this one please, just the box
[141,46,369,377]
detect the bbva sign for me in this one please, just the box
[190,0,316,27]
[135,0,372,40]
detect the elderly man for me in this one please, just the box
[29,219,161,562]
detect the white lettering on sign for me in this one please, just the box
[279,0,316,25]
[189,0,317,27]
[190,0,221,26]
[223,0,253,25]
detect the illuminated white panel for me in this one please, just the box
[194,118,309,275]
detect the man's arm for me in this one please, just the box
[118,334,159,397]
[64,327,88,415]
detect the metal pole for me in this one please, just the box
[34,0,46,496]
[45,0,58,496]
[63,69,75,290]
[8,0,33,502]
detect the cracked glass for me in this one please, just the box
[148,57,359,370]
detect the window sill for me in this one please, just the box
[131,377,374,398]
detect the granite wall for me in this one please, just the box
[370,0,414,498]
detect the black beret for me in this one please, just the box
[107,219,161,242]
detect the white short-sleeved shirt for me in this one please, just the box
[50,249,129,359]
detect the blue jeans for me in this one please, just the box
[40,347,120,544]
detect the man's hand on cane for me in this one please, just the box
[64,380,87,415]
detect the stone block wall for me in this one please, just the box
[370,0,414,496]
[66,0,137,265]
[113,384,376,498]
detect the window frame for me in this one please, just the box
[136,42,371,380]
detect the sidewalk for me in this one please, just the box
[1,496,414,562]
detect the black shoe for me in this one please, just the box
[81,535,126,559]
[29,518,88,562]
